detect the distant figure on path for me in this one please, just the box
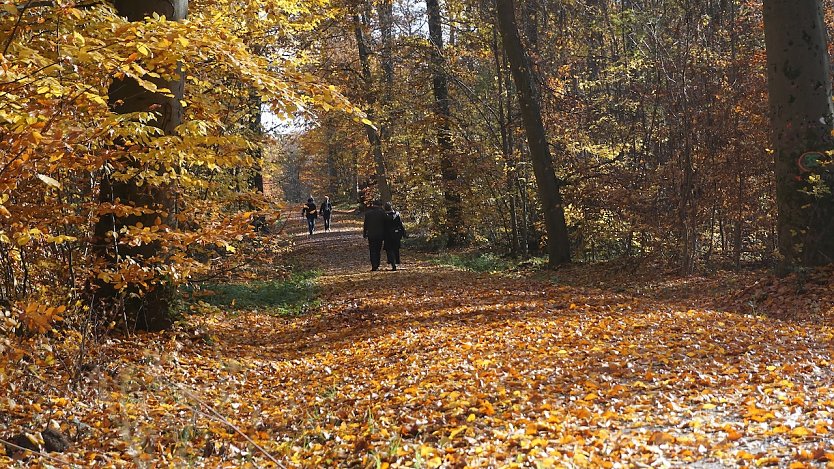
[302,197,318,236]
[383,202,407,271]
[363,200,387,271]
[320,196,333,232]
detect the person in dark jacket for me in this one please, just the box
[383,201,407,270]
[320,196,333,232]
[363,200,387,271]
[301,197,318,236]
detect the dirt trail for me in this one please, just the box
[198,212,834,467]
[13,212,831,467]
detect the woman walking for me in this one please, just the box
[320,196,333,232]
[383,202,407,270]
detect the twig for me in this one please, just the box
[2,0,34,56]
[189,261,249,283]
[174,386,285,468]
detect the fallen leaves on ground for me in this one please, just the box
[2,214,834,467]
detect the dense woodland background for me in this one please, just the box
[279,0,831,272]
[0,0,831,327]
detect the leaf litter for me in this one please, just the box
[2,214,834,468]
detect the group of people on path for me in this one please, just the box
[363,200,407,271]
[301,196,333,235]
[301,196,407,271]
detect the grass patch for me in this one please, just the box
[433,253,511,273]
[191,271,320,315]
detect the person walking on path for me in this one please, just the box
[302,197,318,236]
[320,196,333,232]
[383,201,407,271]
[363,200,387,271]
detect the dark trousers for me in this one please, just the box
[368,237,384,270]
[322,213,331,231]
[384,238,401,265]
[306,216,316,235]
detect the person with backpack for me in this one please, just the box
[383,201,407,271]
[301,197,318,236]
[319,196,333,232]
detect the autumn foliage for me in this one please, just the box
[0,0,358,324]
[3,0,834,467]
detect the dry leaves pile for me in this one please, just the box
[2,214,834,467]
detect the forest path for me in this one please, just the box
[194,212,834,467]
[27,212,833,467]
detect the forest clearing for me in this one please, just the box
[3,0,834,467]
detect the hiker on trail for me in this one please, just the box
[383,201,407,271]
[320,196,333,232]
[363,200,387,271]
[301,197,318,236]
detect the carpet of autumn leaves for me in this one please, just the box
[3,213,834,468]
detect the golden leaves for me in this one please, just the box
[21,303,65,334]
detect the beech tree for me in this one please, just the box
[353,7,392,203]
[92,0,188,331]
[427,0,464,245]
[763,0,834,268]
[496,0,570,266]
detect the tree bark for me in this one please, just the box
[92,0,187,331]
[763,0,834,267]
[427,0,464,246]
[496,0,570,266]
[353,13,392,203]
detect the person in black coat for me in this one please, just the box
[319,196,333,232]
[301,197,318,235]
[363,200,387,271]
[383,201,407,271]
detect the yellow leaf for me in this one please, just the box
[791,426,812,437]
[449,426,466,439]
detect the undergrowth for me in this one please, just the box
[433,253,512,273]
[189,271,320,315]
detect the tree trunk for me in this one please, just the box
[492,23,520,257]
[763,0,834,268]
[427,0,464,246]
[496,0,570,266]
[92,0,188,331]
[353,14,392,203]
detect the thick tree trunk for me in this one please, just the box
[427,0,464,246]
[92,0,187,331]
[496,0,570,266]
[353,14,392,203]
[763,0,834,267]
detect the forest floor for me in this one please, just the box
[3,212,834,468]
